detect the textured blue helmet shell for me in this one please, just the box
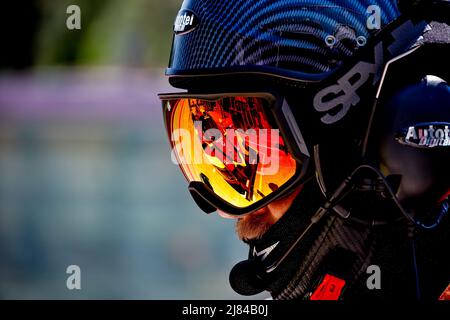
[167,0,402,79]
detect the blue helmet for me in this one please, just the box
[167,0,423,85]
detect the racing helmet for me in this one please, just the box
[160,0,449,220]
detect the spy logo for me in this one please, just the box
[174,10,199,35]
[252,242,279,261]
[316,18,422,125]
[66,265,81,290]
[66,5,81,30]
[314,42,384,124]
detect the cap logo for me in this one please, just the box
[396,122,450,148]
[174,10,199,35]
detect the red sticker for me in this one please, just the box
[310,274,346,301]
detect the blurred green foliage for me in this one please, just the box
[35,0,180,67]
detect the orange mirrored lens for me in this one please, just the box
[166,96,298,208]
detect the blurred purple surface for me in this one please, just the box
[0,68,173,122]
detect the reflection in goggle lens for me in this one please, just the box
[167,96,298,208]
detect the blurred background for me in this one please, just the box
[0,0,258,299]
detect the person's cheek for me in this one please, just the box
[217,210,237,219]
[267,186,303,221]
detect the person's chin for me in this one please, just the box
[235,208,276,241]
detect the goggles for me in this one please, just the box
[159,92,311,216]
